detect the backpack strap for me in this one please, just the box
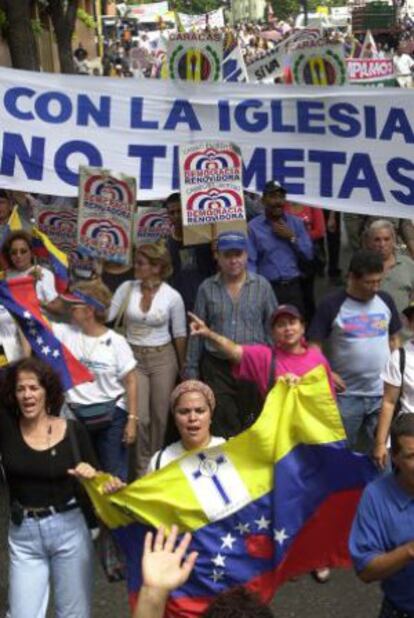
[266,347,277,395]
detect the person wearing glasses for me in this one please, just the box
[2,230,63,316]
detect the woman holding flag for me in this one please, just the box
[2,230,64,316]
[188,303,336,583]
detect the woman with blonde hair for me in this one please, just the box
[54,278,138,481]
[108,240,187,476]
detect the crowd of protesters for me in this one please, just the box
[2,8,414,614]
[1,178,414,615]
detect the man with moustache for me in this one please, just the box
[247,181,313,314]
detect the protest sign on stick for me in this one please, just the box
[180,141,246,245]
[291,43,347,85]
[134,207,172,244]
[35,204,78,255]
[78,167,135,264]
[167,33,223,81]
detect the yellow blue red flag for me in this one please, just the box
[85,365,377,616]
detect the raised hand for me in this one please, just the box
[142,525,198,591]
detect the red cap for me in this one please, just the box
[271,304,302,326]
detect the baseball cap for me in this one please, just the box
[61,290,106,312]
[216,231,248,252]
[263,180,287,195]
[271,304,303,326]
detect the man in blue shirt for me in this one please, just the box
[350,414,414,618]
[247,180,313,314]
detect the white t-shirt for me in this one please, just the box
[53,324,137,408]
[7,267,58,305]
[107,281,187,346]
[393,53,414,76]
[381,341,414,415]
[0,306,24,364]
[147,436,226,473]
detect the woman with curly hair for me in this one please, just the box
[0,357,97,617]
[108,241,187,476]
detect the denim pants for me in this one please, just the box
[8,508,93,618]
[337,394,382,452]
[88,406,128,481]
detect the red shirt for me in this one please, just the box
[284,203,326,240]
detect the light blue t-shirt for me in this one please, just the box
[308,290,401,396]
[349,474,414,612]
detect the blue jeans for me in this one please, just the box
[88,406,128,481]
[8,508,93,618]
[337,394,382,452]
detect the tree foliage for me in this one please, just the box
[272,0,347,21]
[0,0,80,73]
[0,0,40,70]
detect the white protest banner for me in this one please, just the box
[78,167,135,264]
[128,1,168,22]
[291,43,347,85]
[179,142,245,226]
[246,48,283,82]
[135,207,172,243]
[178,8,225,30]
[167,33,223,81]
[35,203,77,254]
[346,58,396,85]
[2,67,414,218]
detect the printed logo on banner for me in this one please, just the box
[84,175,134,207]
[37,209,77,254]
[292,45,347,86]
[168,35,223,82]
[78,168,135,265]
[187,187,244,224]
[179,142,245,227]
[79,218,130,259]
[135,208,172,243]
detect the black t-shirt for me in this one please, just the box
[0,414,98,508]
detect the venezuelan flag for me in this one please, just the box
[0,276,93,390]
[85,366,377,616]
[31,227,69,294]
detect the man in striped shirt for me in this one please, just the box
[184,231,277,438]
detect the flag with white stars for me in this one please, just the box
[0,276,93,390]
[85,364,378,616]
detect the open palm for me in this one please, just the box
[142,526,198,591]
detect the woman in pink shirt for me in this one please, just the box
[189,303,335,583]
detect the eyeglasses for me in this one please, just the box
[11,248,30,256]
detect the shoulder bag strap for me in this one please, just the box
[155,448,164,471]
[266,347,277,395]
[67,420,81,465]
[400,346,406,396]
[114,283,133,333]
